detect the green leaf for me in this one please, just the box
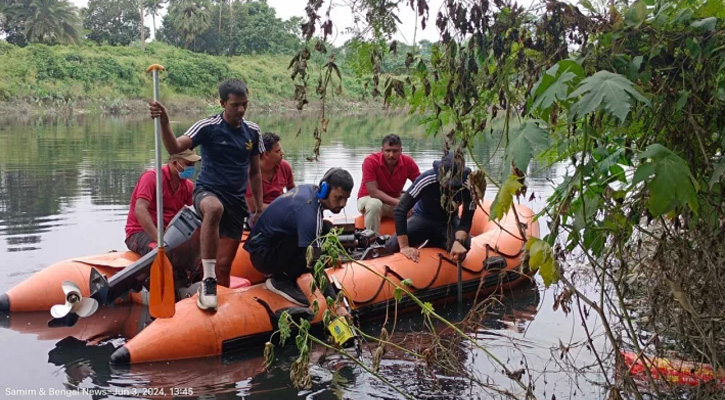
[295,333,306,349]
[596,148,625,173]
[569,71,649,122]
[709,160,725,189]
[525,238,559,287]
[421,302,434,316]
[583,225,606,256]
[625,0,649,26]
[400,278,413,287]
[505,120,549,174]
[393,287,403,302]
[301,319,311,331]
[675,90,690,111]
[490,175,524,221]
[278,311,291,346]
[633,144,700,216]
[531,60,585,113]
[691,17,717,31]
[685,38,701,58]
[696,0,725,19]
[674,9,695,25]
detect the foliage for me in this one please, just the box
[292,0,725,397]
[163,0,211,50]
[144,0,167,36]
[633,143,700,217]
[525,237,558,287]
[2,0,81,45]
[83,0,147,46]
[489,174,523,221]
[158,0,299,56]
[568,70,650,122]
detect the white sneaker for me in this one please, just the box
[196,277,218,311]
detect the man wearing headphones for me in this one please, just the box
[243,168,354,306]
[386,153,475,263]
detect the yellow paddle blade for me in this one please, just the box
[149,247,175,318]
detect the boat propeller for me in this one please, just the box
[50,281,99,319]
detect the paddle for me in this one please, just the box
[147,64,175,318]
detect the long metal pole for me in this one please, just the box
[153,70,164,248]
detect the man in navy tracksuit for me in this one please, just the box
[386,153,475,262]
[244,168,354,306]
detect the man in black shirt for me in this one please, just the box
[386,153,474,262]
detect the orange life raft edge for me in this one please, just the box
[110,202,539,364]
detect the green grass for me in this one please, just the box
[0,41,369,112]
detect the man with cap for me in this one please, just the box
[386,152,475,262]
[125,149,201,272]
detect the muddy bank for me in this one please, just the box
[0,97,385,122]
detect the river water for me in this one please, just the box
[0,112,607,399]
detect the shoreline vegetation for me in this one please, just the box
[0,41,383,118]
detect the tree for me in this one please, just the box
[3,0,80,45]
[231,0,297,54]
[159,0,299,55]
[165,0,211,51]
[84,0,148,46]
[144,0,167,38]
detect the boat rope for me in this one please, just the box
[352,245,522,306]
[483,243,522,259]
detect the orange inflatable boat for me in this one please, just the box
[0,210,380,313]
[1,201,537,363]
[110,201,537,363]
[621,351,725,388]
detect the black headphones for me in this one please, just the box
[317,167,341,200]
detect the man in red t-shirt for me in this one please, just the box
[125,149,201,277]
[358,134,420,234]
[245,132,295,222]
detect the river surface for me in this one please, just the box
[0,112,607,399]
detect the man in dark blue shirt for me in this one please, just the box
[244,168,354,306]
[386,153,475,263]
[149,79,265,311]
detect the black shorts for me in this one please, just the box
[384,215,467,252]
[193,188,248,240]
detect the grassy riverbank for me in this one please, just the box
[0,41,372,116]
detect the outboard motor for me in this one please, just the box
[338,229,378,249]
[49,207,202,323]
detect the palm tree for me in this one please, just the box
[145,0,167,39]
[11,0,81,45]
[167,0,211,50]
